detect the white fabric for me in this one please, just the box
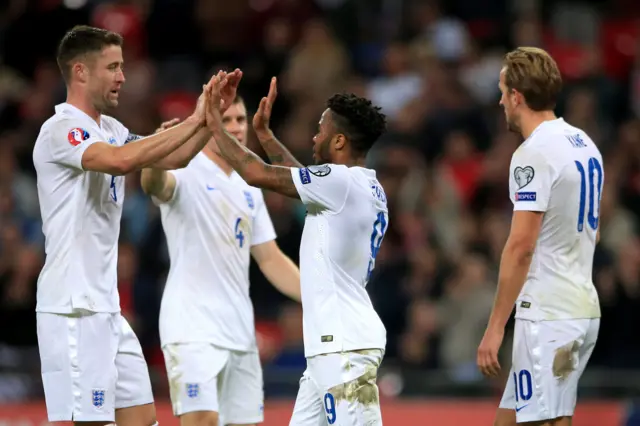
[37,312,153,422]
[509,118,603,321]
[34,103,130,313]
[158,153,276,351]
[289,349,384,426]
[499,318,599,423]
[290,164,387,358]
[162,343,264,423]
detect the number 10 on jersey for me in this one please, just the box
[575,157,603,233]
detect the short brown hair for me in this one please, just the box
[503,47,562,111]
[56,25,123,82]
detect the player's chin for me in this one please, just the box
[104,97,119,109]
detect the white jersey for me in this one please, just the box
[290,164,387,357]
[509,118,602,321]
[158,153,276,352]
[34,103,133,314]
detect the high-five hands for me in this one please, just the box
[204,72,229,137]
[189,69,242,127]
[253,76,277,139]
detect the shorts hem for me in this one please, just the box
[225,415,264,424]
[66,413,116,422]
[115,398,155,410]
[175,405,221,416]
[517,412,574,423]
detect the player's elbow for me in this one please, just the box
[108,156,135,175]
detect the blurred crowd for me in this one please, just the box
[1,0,640,399]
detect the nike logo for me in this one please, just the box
[515,405,529,412]
[206,185,216,191]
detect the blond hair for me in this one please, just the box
[503,47,562,111]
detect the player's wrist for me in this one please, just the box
[255,129,274,142]
[186,114,205,128]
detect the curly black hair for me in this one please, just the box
[326,93,387,155]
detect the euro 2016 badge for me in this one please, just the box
[68,128,90,146]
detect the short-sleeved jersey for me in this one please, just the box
[290,164,388,357]
[509,118,602,321]
[158,153,276,352]
[34,103,132,313]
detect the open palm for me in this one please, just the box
[253,76,278,138]
[220,68,243,114]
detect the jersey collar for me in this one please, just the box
[526,117,565,142]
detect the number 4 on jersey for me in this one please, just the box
[234,218,245,248]
[367,212,388,282]
[574,157,603,233]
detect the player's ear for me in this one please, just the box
[511,88,524,107]
[73,62,88,83]
[334,134,346,151]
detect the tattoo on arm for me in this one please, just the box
[215,130,300,199]
[260,135,303,168]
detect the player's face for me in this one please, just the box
[312,109,334,164]
[88,45,125,111]
[222,101,248,145]
[499,67,521,134]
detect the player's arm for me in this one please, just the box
[210,127,300,198]
[138,119,205,202]
[486,210,543,330]
[251,241,301,302]
[253,77,303,167]
[486,147,552,331]
[140,168,177,203]
[146,127,212,170]
[81,117,204,176]
[257,131,303,168]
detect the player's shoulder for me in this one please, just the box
[307,163,346,177]
[100,114,125,129]
[516,118,596,163]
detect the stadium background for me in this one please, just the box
[0,0,639,424]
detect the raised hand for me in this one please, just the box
[219,68,243,114]
[204,73,229,136]
[253,76,277,139]
[194,70,227,125]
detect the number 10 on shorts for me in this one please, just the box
[513,369,533,402]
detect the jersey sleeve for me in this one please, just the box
[251,190,277,246]
[48,119,104,171]
[290,164,349,212]
[151,168,188,206]
[509,146,553,212]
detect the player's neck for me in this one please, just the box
[203,145,234,176]
[66,88,101,125]
[335,152,366,168]
[520,110,557,140]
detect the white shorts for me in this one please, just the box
[162,343,264,424]
[499,318,599,423]
[37,312,154,422]
[289,349,383,426]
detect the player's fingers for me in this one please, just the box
[165,118,180,127]
[256,97,267,115]
[267,77,278,103]
[485,353,499,377]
